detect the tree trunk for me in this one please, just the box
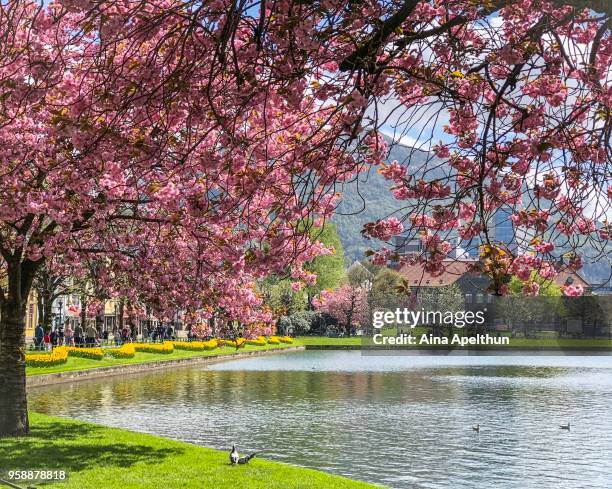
[0,307,28,436]
[0,264,31,437]
[42,295,53,330]
[0,257,39,437]
[80,295,87,329]
[96,314,103,333]
[118,300,124,331]
[37,298,44,330]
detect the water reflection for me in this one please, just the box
[29,352,612,489]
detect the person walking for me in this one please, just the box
[114,328,122,346]
[43,330,51,351]
[74,324,83,347]
[34,324,44,350]
[65,324,74,346]
[85,323,97,347]
[50,328,58,348]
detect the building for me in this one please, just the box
[24,289,39,341]
[394,235,469,260]
[397,260,590,297]
[461,206,533,258]
[396,259,595,333]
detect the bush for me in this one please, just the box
[26,345,106,367]
[26,349,68,367]
[63,346,105,360]
[219,338,246,348]
[246,337,266,346]
[267,336,281,344]
[278,316,293,335]
[133,342,174,354]
[106,344,136,358]
[290,311,317,335]
[280,311,328,335]
[279,336,293,344]
[171,340,218,351]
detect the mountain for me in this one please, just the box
[331,140,612,288]
[331,141,445,261]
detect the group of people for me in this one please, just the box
[113,325,138,345]
[34,321,101,350]
[145,324,175,342]
[33,321,177,350]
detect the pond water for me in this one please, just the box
[29,351,612,488]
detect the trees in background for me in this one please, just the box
[498,274,563,335]
[313,284,369,336]
[417,285,464,335]
[260,278,306,319]
[32,262,70,332]
[368,268,409,334]
[304,224,346,308]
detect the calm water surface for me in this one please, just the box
[29,351,612,488]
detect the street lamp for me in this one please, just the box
[58,299,63,329]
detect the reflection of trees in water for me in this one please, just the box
[29,363,585,427]
[32,367,469,414]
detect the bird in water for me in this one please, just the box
[472,424,480,432]
[559,422,570,430]
[229,445,257,465]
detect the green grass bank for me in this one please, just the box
[0,413,377,489]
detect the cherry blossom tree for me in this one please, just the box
[0,0,609,438]
[346,1,611,297]
[0,0,364,436]
[313,284,369,335]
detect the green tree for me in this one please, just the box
[418,284,464,335]
[346,261,373,288]
[499,274,564,336]
[259,278,306,318]
[368,268,409,334]
[370,268,406,308]
[305,223,346,308]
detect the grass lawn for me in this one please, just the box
[26,343,295,376]
[293,336,363,346]
[0,413,377,489]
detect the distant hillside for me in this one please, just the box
[331,140,612,287]
[331,142,445,262]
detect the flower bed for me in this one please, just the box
[279,336,293,344]
[219,338,246,348]
[171,339,218,351]
[133,342,174,354]
[267,336,281,344]
[246,337,266,346]
[26,345,105,367]
[26,349,68,367]
[63,346,105,360]
[106,344,136,359]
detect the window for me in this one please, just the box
[476,293,484,304]
[465,293,472,304]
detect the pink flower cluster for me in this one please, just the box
[364,217,404,241]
